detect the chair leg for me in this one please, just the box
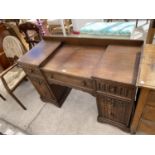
[1,76,27,110]
[9,92,27,110]
[24,76,28,81]
[0,93,6,101]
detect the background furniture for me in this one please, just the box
[135,19,149,28]
[18,36,143,131]
[131,44,155,134]
[47,19,72,35]
[0,36,27,110]
[19,22,42,49]
[0,23,12,71]
[146,19,155,44]
[80,22,136,39]
[4,22,29,51]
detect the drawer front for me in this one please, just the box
[147,90,155,107]
[95,79,136,100]
[30,77,55,100]
[138,119,155,134]
[142,105,155,122]
[97,93,134,126]
[44,72,93,91]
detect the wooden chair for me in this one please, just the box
[19,22,42,49]
[0,35,27,110]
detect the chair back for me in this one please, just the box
[19,22,42,49]
[3,35,25,59]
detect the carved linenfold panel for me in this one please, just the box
[96,79,135,100]
[97,94,134,126]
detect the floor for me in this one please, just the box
[0,80,128,135]
[0,20,151,135]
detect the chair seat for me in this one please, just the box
[3,67,26,90]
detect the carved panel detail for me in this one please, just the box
[96,80,135,99]
[97,94,133,126]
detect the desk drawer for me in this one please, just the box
[95,79,136,100]
[44,72,93,91]
[142,105,155,122]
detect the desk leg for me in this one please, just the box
[0,93,6,101]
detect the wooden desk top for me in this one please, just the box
[18,36,143,85]
[93,45,141,84]
[137,44,155,89]
[42,44,106,78]
[18,39,61,66]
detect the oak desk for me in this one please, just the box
[18,36,143,132]
[131,44,155,134]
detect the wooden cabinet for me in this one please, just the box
[131,45,155,134]
[131,88,155,134]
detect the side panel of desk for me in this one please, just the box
[18,40,71,107]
